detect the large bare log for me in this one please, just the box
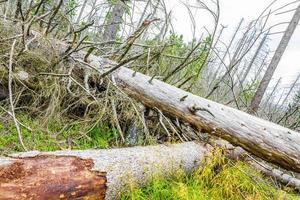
[107,66,300,172]
[1,140,299,200]
[0,142,209,200]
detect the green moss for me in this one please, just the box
[74,125,118,149]
[121,149,299,200]
[0,113,118,154]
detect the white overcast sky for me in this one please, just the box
[163,0,300,87]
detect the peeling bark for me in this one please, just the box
[1,141,299,200]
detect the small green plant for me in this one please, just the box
[75,125,118,149]
[66,0,78,18]
[242,81,260,105]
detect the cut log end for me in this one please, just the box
[0,155,107,200]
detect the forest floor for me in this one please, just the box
[0,113,299,200]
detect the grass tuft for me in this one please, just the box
[121,149,299,200]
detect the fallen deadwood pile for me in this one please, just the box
[1,26,300,199]
[21,31,300,173]
[1,141,299,200]
[109,66,300,172]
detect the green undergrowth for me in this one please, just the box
[0,114,299,200]
[0,113,118,154]
[121,150,299,200]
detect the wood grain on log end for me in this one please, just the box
[0,155,107,200]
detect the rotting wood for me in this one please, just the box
[2,23,300,172]
[1,141,299,200]
[0,142,210,200]
[0,155,107,200]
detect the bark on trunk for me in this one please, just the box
[239,33,268,86]
[76,0,88,24]
[1,141,299,200]
[102,0,127,42]
[3,22,299,173]
[0,142,209,200]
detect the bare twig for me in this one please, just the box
[111,98,125,143]
[8,40,27,151]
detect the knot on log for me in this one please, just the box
[180,95,188,102]
[188,104,215,117]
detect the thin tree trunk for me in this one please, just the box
[264,77,282,107]
[137,0,150,27]
[240,33,268,86]
[102,0,127,42]
[209,19,244,89]
[249,3,300,113]
[253,52,269,81]
[278,74,300,109]
[206,21,253,98]
[76,0,88,24]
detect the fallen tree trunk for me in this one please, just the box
[108,66,300,172]
[3,24,300,172]
[1,141,299,200]
[249,161,300,190]
[0,142,210,200]
[23,30,300,173]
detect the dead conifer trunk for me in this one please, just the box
[108,66,300,172]
[249,3,300,113]
[0,142,209,200]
